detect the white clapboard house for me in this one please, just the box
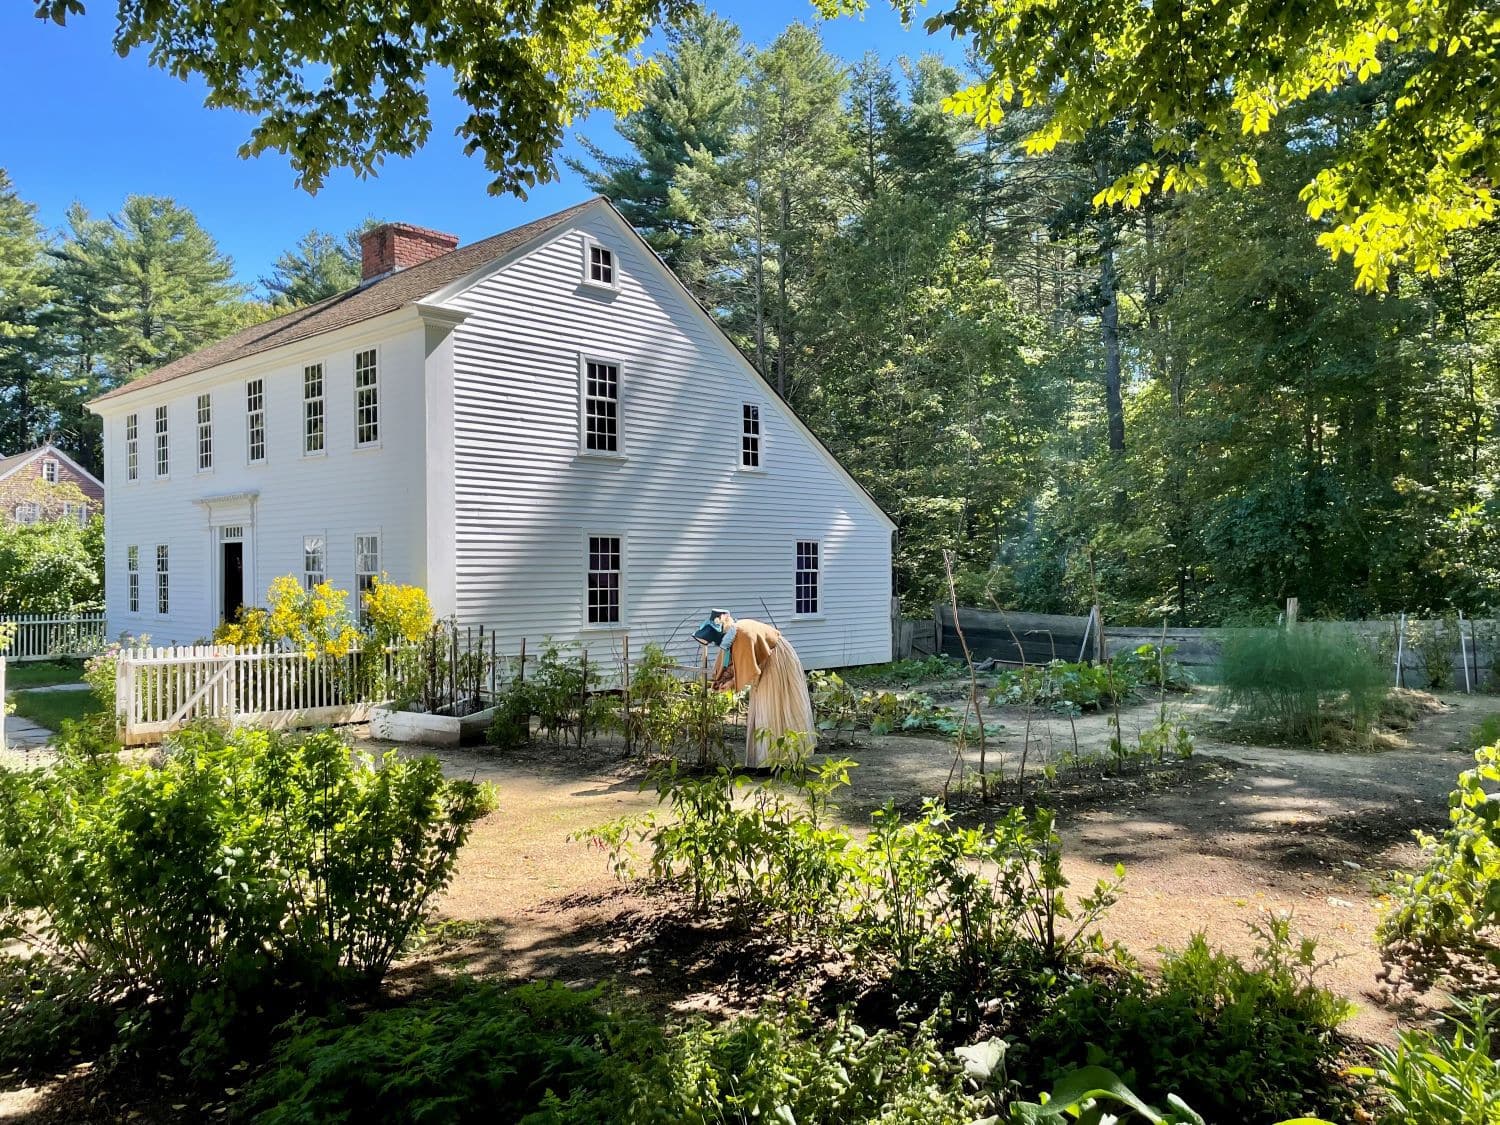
[88,198,894,668]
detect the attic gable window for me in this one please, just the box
[582,235,617,290]
[42,458,58,483]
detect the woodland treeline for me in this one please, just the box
[1,16,1496,625]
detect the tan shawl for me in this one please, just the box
[725,617,781,692]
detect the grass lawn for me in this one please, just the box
[7,687,97,732]
[4,658,87,689]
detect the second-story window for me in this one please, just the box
[741,403,761,468]
[154,405,169,477]
[42,457,58,483]
[246,379,265,462]
[581,359,620,454]
[354,348,379,445]
[304,364,325,454]
[196,393,213,471]
[125,413,139,481]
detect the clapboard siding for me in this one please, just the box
[98,317,432,643]
[445,208,893,669]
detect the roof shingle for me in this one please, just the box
[91,198,600,406]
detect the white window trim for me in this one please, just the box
[580,233,619,293]
[303,362,327,458]
[154,405,170,479]
[195,393,214,474]
[738,401,766,473]
[794,539,823,620]
[41,457,58,484]
[353,346,381,449]
[125,413,140,483]
[581,530,626,631]
[14,502,39,525]
[577,353,626,459]
[246,379,266,465]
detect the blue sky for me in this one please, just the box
[0,2,964,292]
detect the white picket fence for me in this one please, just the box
[1,613,107,662]
[114,644,401,747]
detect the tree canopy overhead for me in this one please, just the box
[36,0,691,197]
[827,0,1497,291]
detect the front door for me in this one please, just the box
[221,541,244,623]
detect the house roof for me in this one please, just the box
[90,197,602,406]
[0,443,104,489]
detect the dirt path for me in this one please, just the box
[397,692,1500,1042]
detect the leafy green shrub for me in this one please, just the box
[1019,920,1352,1124]
[855,802,1122,1001]
[247,979,624,1124]
[1382,742,1500,950]
[1352,998,1500,1125]
[0,724,494,1069]
[1471,714,1500,749]
[1217,625,1389,745]
[247,980,1004,1125]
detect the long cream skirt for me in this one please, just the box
[743,637,816,768]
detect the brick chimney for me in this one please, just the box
[360,223,460,282]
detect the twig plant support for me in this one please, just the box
[942,548,989,803]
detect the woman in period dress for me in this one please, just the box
[693,609,816,768]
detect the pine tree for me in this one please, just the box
[569,13,748,301]
[261,227,369,308]
[0,170,57,454]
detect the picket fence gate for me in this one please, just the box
[1,613,107,662]
[113,644,402,746]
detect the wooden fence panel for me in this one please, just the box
[0,613,107,662]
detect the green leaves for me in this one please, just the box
[44,0,688,197]
[929,0,1500,290]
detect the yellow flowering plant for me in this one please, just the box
[213,576,361,659]
[361,577,435,646]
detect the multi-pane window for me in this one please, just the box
[303,535,326,590]
[355,534,380,622]
[156,544,170,615]
[795,541,820,616]
[354,349,379,445]
[587,535,621,625]
[196,393,213,470]
[246,379,265,462]
[13,503,38,525]
[154,405,169,477]
[62,501,88,526]
[42,458,58,483]
[586,240,615,287]
[125,413,139,481]
[741,404,761,468]
[582,360,620,453]
[304,364,325,454]
[127,545,139,613]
